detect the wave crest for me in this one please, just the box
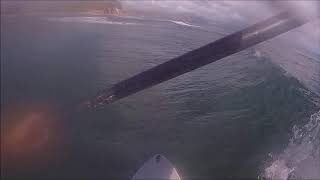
[48,17,139,26]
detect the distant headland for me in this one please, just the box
[1,1,123,16]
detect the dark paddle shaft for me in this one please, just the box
[85,11,312,109]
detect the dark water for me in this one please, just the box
[1,15,319,180]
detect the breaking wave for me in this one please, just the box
[168,20,201,28]
[48,17,139,26]
[261,110,320,180]
[48,16,203,30]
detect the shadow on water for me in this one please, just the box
[1,16,100,106]
[1,16,103,179]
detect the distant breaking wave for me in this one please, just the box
[100,14,203,29]
[168,20,201,28]
[48,17,139,26]
[48,16,202,29]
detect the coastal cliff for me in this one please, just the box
[1,1,123,16]
[73,1,122,15]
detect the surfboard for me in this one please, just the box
[131,154,182,180]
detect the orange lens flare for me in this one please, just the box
[1,102,64,169]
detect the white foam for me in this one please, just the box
[168,20,201,28]
[261,110,320,180]
[264,160,295,180]
[48,17,139,26]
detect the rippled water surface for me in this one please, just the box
[1,14,319,180]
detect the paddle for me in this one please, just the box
[81,10,317,110]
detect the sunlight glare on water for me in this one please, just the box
[1,102,63,169]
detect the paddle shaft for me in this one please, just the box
[84,11,312,109]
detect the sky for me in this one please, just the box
[122,0,319,23]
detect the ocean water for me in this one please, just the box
[1,14,319,180]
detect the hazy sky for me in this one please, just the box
[122,1,319,23]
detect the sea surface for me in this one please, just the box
[1,13,320,180]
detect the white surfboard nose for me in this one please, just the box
[131,154,181,180]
